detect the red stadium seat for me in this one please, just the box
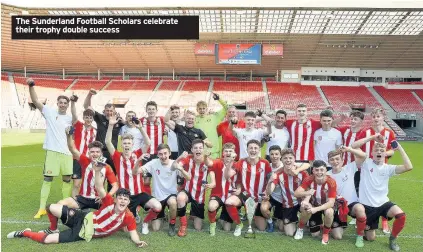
[414,90,423,101]
[374,87,423,114]
[105,80,158,91]
[320,86,381,111]
[70,80,109,90]
[213,81,265,110]
[267,82,326,110]
[13,77,73,90]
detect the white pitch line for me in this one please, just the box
[391,177,423,183]
[2,219,422,239]
[1,164,43,169]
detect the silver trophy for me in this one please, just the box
[244,196,258,238]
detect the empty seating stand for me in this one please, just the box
[14,77,73,90]
[70,80,109,90]
[320,86,381,111]
[150,80,181,106]
[267,82,326,110]
[374,87,423,113]
[104,80,158,91]
[213,81,265,110]
[174,80,210,108]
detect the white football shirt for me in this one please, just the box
[167,121,185,152]
[233,128,265,159]
[327,162,359,204]
[119,125,144,152]
[314,128,342,165]
[42,106,72,155]
[143,159,178,201]
[266,126,290,155]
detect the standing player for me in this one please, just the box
[355,137,412,251]
[336,110,365,225]
[7,162,148,247]
[105,114,162,235]
[165,109,212,155]
[133,144,191,236]
[166,105,185,160]
[139,101,166,195]
[27,78,74,219]
[261,110,290,162]
[293,160,337,245]
[174,139,213,237]
[352,108,396,234]
[264,147,309,236]
[195,93,228,159]
[120,111,151,152]
[224,139,272,235]
[326,148,368,248]
[217,105,246,161]
[69,94,97,197]
[314,110,343,168]
[208,143,238,236]
[230,111,270,159]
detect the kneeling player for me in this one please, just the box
[208,143,238,236]
[326,147,367,248]
[266,148,309,236]
[174,139,212,237]
[294,160,337,245]
[51,130,118,222]
[133,144,190,236]
[7,162,148,247]
[224,139,272,236]
[106,114,161,235]
[354,136,412,251]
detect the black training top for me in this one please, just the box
[173,124,207,155]
[94,111,124,151]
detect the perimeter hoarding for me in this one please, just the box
[216,44,261,64]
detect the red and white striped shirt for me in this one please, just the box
[210,159,237,202]
[235,158,271,201]
[78,155,117,199]
[285,119,321,161]
[140,116,165,155]
[112,149,143,196]
[74,121,97,157]
[338,126,364,165]
[180,155,212,204]
[93,194,136,237]
[356,127,396,161]
[300,175,337,207]
[273,170,308,208]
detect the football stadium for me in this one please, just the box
[1,1,423,251]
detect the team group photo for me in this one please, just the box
[1,0,423,252]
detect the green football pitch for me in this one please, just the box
[1,133,422,252]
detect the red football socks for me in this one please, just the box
[298,220,306,229]
[356,216,367,236]
[23,231,47,243]
[47,211,58,231]
[323,225,331,235]
[225,206,240,224]
[180,216,187,226]
[208,210,217,223]
[143,209,160,223]
[391,213,406,238]
[170,218,176,225]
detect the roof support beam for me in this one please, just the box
[321,11,334,34]
[389,11,410,35]
[355,11,373,35]
[287,10,296,34]
[254,9,260,33]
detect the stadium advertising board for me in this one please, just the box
[194,43,215,55]
[262,44,283,56]
[216,44,261,64]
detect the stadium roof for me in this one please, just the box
[2,3,423,74]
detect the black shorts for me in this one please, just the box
[256,196,284,220]
[309,208,337,233]
[72,159,81,179]
[171,152,179,160]
[281,205,301,224]
[332,202,356,229]
[155,194,177,220]
[128,193,153,216]
[209,196,234,224]
[363,201,395,231]
[58,206,87,243]
[74,195,100,210]
[180,190,205,219]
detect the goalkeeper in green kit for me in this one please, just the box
[195,93,228,159]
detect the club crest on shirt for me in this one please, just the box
[258,168,264,173]
[202,165,208,172]
[194,134,198,137]
[318,136,322,141]
[370,168,374,173]
[296,177,301,184]
[342,174,348,182]
[156,169,160,175]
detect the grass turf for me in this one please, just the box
[1,134,422,252]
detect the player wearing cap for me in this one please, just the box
[264,147,309,235]
[293,160,337,245]
[354,137,412,251]
[326,148,367,248]
[224,139,272,236]
[174,139,213,237]
[7,161,148,248]
[27,78,74,219]
[207,143,238,236]
[105,114,162,235]
[195,93,228,159]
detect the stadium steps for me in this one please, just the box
[8,74,20,106]
[367,86,395,112]
[262,81,271,111]
[206,80,214,106]
[65,79,79,91]
[100,80,113,91]
[412,91,423,107]
[316,86,330,106]
[168,80,185,105]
